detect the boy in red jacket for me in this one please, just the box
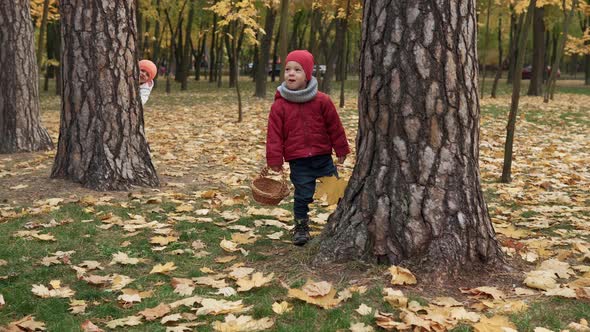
[266,50,350,246]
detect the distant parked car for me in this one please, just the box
[522,65,560,79]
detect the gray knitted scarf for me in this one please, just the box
[277,77,318,103]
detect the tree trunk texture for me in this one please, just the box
[52,0,159,191]
[491,15,503,98]
[527,6,545,96]
[501,0,536,183]
[0,0,53,154]
[315,0,504,273]
[255,6,276,98]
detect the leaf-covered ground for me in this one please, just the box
[0,79,589,331]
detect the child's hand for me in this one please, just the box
[337,155,347,164]
[269,165,283,173]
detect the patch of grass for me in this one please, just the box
[512,298,590,331]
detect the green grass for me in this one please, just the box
[512,298,590,331]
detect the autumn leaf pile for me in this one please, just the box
[0,86,589,331]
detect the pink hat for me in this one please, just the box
[285,50,314,80]
[139,59,157,81]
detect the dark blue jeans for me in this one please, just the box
[289,154,337,220]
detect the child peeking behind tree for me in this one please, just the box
[139,59,157,106]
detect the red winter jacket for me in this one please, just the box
[266,91,350,166]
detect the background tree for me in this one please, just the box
[52,0,159,191]
[255,3,277,98]
[315,0,505,275]
[527,5,546,96]
[501,0,536,183]
[545,0,580,101]
[0,0,53,154]
[209,0,263,120]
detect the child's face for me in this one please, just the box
[139,69,149,84]
[284,61,307,91]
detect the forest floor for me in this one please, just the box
[0,78,589,331]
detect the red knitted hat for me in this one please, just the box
[285,50,314,80]
[139,59,157,81]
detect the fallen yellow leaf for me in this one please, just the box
[149,262,177,274]
[388,266,417,285]
[314,176,347,205]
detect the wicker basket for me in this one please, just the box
[251,167,290,206]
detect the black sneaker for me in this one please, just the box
[292,218,311,246]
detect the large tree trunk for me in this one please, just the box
[255,6,276,98]
[316,0,504,274]
[52,0,159,191]
[527,6,545,96]
[0,0,53,154]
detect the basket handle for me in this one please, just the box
[259,166,289,187]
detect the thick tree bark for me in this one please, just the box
[52,0,159,191]
[255,6,276,98]
[527,6,545,96]
[501,0,536,183]
[316,0,504,274]
[0,0,53,154]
